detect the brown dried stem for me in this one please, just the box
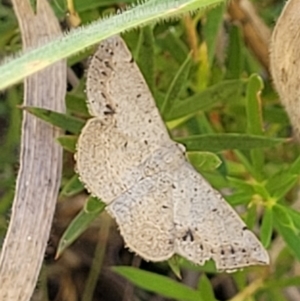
[228,0,271,73]
[0,0,66,300]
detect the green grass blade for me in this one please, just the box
[246,74,265,180]
[165,79,244,121]
[112,266,203,301]
[60,174,84,197]
[0,0,226,90]
[135,26,155,93]
[161,52,192,116]
[24,106,84,134]
[187,151,222,172]
[176,133,285,152]
[260,207,273,248]
[57,135,77,152]
[273,204,300,262]
[56,196,106,257]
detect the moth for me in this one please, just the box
[75,35,269,272]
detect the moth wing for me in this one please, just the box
[76,35,171,202]
[106,144,188,260]
[107,171,175,261]
[86,35,171,147]
[173,162,269,271]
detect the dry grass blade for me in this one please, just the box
[228,0,271,72]
[0,0,66,300]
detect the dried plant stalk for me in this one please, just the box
[228,0,271,72]
[0,0,66,300]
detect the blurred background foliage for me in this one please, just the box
[2,0,300,301]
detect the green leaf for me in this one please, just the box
[265,276,300,289]
[246,74,264,180]
[273,204,300,261]
[225,25,243,79]
[203,3,225,66]
[135,26,155,93]
[57,135,77,153]
[61,174,84,197]
[283,207,300,230]
[226,177,254,195]
[263,106,290,125]
[66,93,89,116]
[53,0,134,16]
[260,207,273,248]
[187,151,222,172]
[165,80,244,121]
[245,204,257,229]
[289,154,300,175]
[252,182,270,200]
[175,133,285,152]
[233,150,257,178]
[161,52,192,116]
[179,257,217,274]
[85,196,105,213]
[156,29,189,64]
[246,74,264,136]
[23,106,85,134]
[56,196,105,257]
[226,192,252,206]
[197,275,216,301]
[168,255,182,279]
[265,173,298,200]
[112,267,203,301]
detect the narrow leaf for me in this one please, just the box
[57,135,77,153]
[246,74,264,136]
[66,93,89,116]
[226,192,252,206]
[187,151,222,172]
[265,276,300,289]
[246,74,264,180]
[175,134,285,152]
[273,205,300,262]
[197,275,216,301]
[56,196,105,257]
[225,25,243,79]
[156,30,189,63]
[203,3,225,66]
[23,106,85,134]
[289,155,300,175]
[61,174,85,197]
[161,53,192,116]
[165,80,244,121]
[260,207,273,248]
[112,267,203,301]
[135,26,155,93]
[283,207,300,230]
[168,256,182,279]
[266,174,298,200]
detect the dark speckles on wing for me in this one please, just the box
[103,104,115,115]
[182,229,194,242]
[104,60,113,70]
